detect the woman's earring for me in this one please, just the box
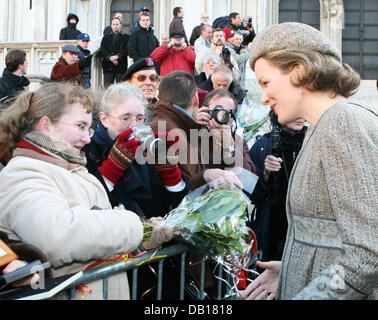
[299,87,303,96]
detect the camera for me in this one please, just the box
[204,105,234,125]
[221,47,231,57]
[174,39,182,46]
[247,18,253,28]
[127,124,166,157]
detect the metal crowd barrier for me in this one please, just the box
[0,243,236,300]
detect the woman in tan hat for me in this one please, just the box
[242,22,377,300]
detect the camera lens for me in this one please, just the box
[214,110,229,124]
[149,138,167,158]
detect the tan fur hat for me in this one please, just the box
[249,22,342,70]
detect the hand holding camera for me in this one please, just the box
[169,39,186,50]
[98,128,140,184]
[152,131,183,187]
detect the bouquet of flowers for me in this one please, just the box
[152,168,257,266]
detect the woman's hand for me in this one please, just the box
[263,155,282,182]
[241,260,281,300]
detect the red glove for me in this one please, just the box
[98,128,140,184]
[153,131,182,187]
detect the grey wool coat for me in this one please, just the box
[277,100,378,300]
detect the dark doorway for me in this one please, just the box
[342,0,378,80]
[279,0,320,30]
[110,0,154,35]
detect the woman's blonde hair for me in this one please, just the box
[0,82,96,159]
[253,47,360,98]
[99,83,146,114]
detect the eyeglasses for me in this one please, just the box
[56,120,94,138]
[108,114,147,125]
[131,74,159,83]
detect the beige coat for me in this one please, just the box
[0,149,144,299]
[278,100,378,300]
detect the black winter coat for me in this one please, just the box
[127,27,159,62]
[248,128,306,262]
[0,68,30,100]
[194,72,208,86]
[77,45,91,89]
[59,13,81,40]
[83,122,188,219]
[98,32,129,74]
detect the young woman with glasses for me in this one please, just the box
[0,82,176,299]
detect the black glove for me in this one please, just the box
[79,54,93,69]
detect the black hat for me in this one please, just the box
[169,30,185,38]
[121,57,157,81]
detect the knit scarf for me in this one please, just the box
[20,130,87,166]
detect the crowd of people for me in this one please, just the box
[0,7,376,301]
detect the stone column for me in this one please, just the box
[320,0,343,54]
[0,0,9,42]
[47,0,68,41]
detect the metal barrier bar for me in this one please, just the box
[132,268,138,300]
[217,265,223,299]
[103,278,108,300]
[0,243,238,300]
[200,257,206,300]
[179,251,186,300]
[157,260,164,300]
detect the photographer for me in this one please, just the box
[239,16,256,46]
[83,83,188,299]
[151,30,196,77]
[84,83,188,220]
[224,31,252,87]
[248,111,306,262]
[195,88,255,174]
[195,28,240,84]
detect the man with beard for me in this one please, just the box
[195,28,240,84]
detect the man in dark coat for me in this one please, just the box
[169,7,188,44]
[99,17,129,88]
[0,49,29,104]
[225,12,255,46]
[76,33,92,89]
[128,13,159,62]
[59,13,81,40]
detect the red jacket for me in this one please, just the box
[151,46,196,77]
[50,57,82,85]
